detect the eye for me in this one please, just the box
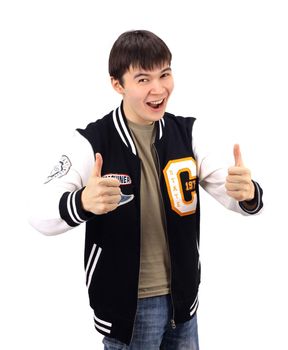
[161,72,171,78]
[138,78,149,83]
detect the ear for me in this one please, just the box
[111,77,124,95]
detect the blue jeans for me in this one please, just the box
[102,294,199,350]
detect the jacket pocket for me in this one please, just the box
[85,243,102,289]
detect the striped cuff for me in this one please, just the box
[59,188,94,227]
[239,180,263,215]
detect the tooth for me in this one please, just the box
[150,99,163,105]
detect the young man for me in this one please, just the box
[30,30,263,349]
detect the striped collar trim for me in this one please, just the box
[158,117,165,140]
[112,104,165,155]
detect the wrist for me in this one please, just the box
[81,187,90,212]
[80,187,94,217]
[245,182,255,202]
[239,181,258,211]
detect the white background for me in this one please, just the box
[1,0,287,349]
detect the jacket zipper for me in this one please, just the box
[130,159,142,343]
[131,262,141,342]
[152,143,176,329]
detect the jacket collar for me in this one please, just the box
[112,102,166,156]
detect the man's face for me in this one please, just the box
[112,64,174,125]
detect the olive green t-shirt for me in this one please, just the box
[127,120,171,298]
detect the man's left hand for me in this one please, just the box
[225,144,255,202]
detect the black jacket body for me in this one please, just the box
[74,106,200,345]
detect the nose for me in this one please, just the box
[150,79,165,94]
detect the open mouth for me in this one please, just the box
[146,99,165,109]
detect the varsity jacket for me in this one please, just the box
[29,103,263,345]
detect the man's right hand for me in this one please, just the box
[81,153,121,215]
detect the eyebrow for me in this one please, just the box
[133,67,172,79]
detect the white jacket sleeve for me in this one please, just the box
[192,119,263,215]
[29,131,95,235]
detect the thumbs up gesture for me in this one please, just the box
[225,144,255,202]
[81,153,121,215]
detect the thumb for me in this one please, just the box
[92,153,103,177]
[233,144,244,167]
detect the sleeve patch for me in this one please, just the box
[44,155,72,183]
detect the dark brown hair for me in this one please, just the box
[109,30,172,85]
